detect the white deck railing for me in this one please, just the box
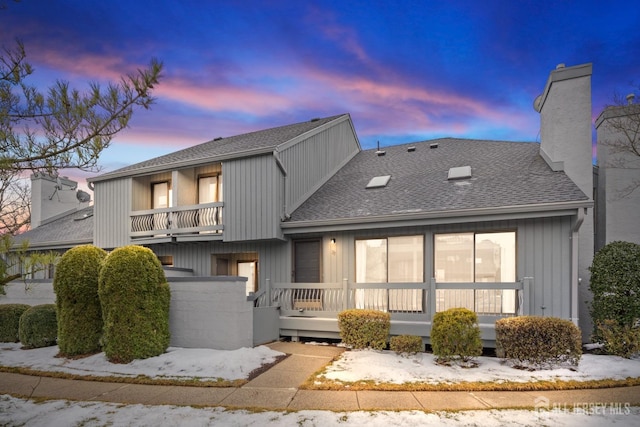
[252,277,532,323]
[130,202,224,239]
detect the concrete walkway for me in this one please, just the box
[1,341,639,411]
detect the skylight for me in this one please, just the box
[448,166,472,180]
[366,175,391,189]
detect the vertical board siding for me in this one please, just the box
[280,120,360,213]
[150,240,290,290]
[94,177,132,249]
[291,216,574,320]
[224,155,282,242]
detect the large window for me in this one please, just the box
[434,231,516,314]
[198,175,222,203]
[356,235,424,312]
[152,181,171,209]
[198,175,222,231]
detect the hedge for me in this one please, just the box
[18,304,57,349]
[53,244,107,356]
[431,308,482,365]
[99,245,170,363]
[338,309,390,350]
[495,316,582,368]
[0,304,31,342]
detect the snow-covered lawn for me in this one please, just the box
[319,348,640,386]
[2,342,638,386]
[1,342,639,426]
[0,343,283,382]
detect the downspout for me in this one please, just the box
[273,151,289,219]
[570,208,585,326]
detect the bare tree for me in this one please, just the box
[598,92,640,198]
[0,170,30,235]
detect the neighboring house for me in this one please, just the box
[594,98,640,249]
[10,62,626,347]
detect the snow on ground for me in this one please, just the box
[1,343,639,426]
[0,343,283,381]
[1,395,638,427]
[321,349,640,385]
[2,342,638,385]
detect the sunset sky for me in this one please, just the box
[3,0,639,186]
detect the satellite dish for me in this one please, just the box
[76,190,91,203]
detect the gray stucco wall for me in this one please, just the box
[1,277,258,351]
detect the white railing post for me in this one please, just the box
[523,277,533,315]
[429,277,437,322]
[342,278,349,311]
[266,278,272,307]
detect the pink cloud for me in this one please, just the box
[156,78,294,114]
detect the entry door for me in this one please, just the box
[238,261,257,295]
[293,239,321,283]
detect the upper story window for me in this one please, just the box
[198,175,222,203]
[152,181,172,209]
[434,231,516,283]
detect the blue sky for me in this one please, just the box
[2,0,639,184]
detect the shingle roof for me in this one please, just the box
[287,138,590,223]
[91,114,349,181]
[13,206,94,249]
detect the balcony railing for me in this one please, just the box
[130,202,223,239]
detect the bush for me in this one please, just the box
[495,316,582,368]
[431,308,482,365]
[53,244,107,356]
[390,335,423,355]
[0,304,31,342]
[589,241,640,349]
[18,304,57,348]
[99,245,170,363]
[596,319,640,358]
[338,309,390,350]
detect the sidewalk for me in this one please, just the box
[1,341,639,411]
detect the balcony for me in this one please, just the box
[130,202,223,241]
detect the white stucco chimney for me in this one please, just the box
[534,62,594,340]
[30,173,89,228]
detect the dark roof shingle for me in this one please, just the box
[288,138,589,222]
[91,114,348,181]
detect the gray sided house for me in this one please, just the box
[7,62,608,348]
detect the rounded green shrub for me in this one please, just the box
[99,245,170,363]
[18,304,57,348]
[390,334,423,355]
[596,319,640,359]
[431,308,482,365]
[0,304,31,342]
[589,241,640,350]
[495,316,582,367]
[53,244,107,356]
[338,309,390,350]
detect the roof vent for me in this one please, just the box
[407,146,416,152]
[213,137,223,141]
[366,175,391,189]
[310,117,320,122]
[627,93,635,105]
[448,166,472,180]
[556,63,566,69]
[375,140,385,156]
[430,143,438,149]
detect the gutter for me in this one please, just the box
[281,199,593,231]
[570,208,585,326]
[88,146,276,183]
